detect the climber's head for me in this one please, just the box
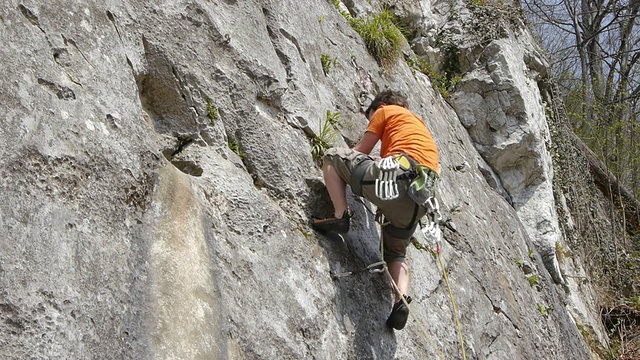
[365,90,409,120]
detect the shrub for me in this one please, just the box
[206,98,219,122]
[311,111,341,161]
[335,6,405,67]
[227,137,245,160]
[321,54,337,75]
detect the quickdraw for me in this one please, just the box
[375,156,400,200]
[419,197,444,253]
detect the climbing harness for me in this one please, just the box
[375,156,400,201]
[407,165,439,207]
[351,153,415,199]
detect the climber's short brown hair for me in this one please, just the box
[365,90,409,119]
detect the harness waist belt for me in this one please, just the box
[351,153,437,199]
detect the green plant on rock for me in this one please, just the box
[437,44,463,97]
[528,275,539,287]
[227,137,245,160]
[332,0,350,18]
[537,303,553,316]
[206,98,219,122]
[555,241,571,264]
[466,0,523,43]
[432,73,462,99]
[406,56,461,99]
[514,258,524,269]
[325,110,341,127]
[311,111,341,161]
[576,323,611,360]
[334,6,404,67]
[321,54,337,75]
[406,56,430,74]
[468,0,485,6]
[626,294,640,310]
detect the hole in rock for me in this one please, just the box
[170,160,203,177]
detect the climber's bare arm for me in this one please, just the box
[353,131,379,155]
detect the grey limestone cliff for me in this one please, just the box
[0,0,609,359]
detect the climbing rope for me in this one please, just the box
[333,196,466,359]
[350,56,373,107]
[415,199,467,360]
[376,215,447,359]
[435,248,467,360]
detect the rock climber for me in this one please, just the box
[311,89,440,330]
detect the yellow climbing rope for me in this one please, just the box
[378,220,447,359]
[434,248,467,360]
[380,218,467,360]
[348,196,466,358]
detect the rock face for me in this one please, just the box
[448,24,565,285]
[0,0,606,359]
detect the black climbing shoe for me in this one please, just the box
[310,210,351,233]
[386,296,412,330]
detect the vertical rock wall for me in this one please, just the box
[0,0,603,359]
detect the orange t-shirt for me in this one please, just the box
[366,104,440,173]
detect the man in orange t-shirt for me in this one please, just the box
[311,90,440,330]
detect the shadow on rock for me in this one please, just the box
[306,178,400,358]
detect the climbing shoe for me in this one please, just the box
[386,296,412,330]
[310,210,351,233]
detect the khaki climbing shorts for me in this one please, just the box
[323,147,428,262]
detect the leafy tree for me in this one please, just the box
[524,0,640,199]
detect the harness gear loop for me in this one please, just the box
[375,156,400,200]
